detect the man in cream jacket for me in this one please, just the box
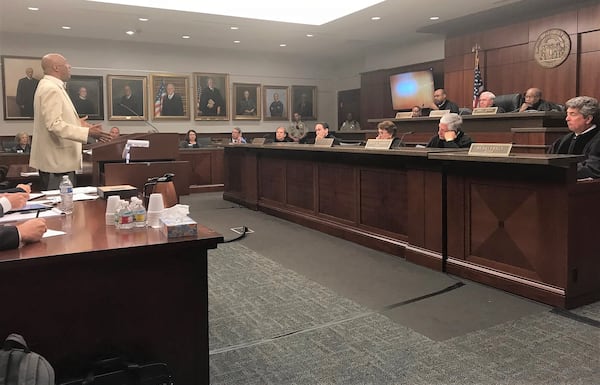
[30,53,111,190]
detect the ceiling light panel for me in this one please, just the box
[87,0,385,25]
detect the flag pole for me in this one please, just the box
[471,44,483,108]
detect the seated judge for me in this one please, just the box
[428,88,460,114]
[518,88,554,112]
[411,106,422,117]
[180,129,200,148]
[427,113,473,148]
[478,91,505,112]
[376,120,402,148]
[273,126,293,143]
[549,96,600,179]
[0,191,46,250]
[308,122,340,145]
[230,127,247,144]
[11,132,31,153]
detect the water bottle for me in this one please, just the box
[117,200,134,230]
[59,175,74,214]
[130,197,147,228]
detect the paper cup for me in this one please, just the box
[147,193,165,212]
[105,195,120,225]
[147,211,163,228]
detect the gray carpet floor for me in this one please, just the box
[182,193,600,384]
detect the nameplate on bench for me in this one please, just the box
[395,112,413,119]
[365,139,393,150]
[472,107,498,115]
[429,109,450,117]
[314,138,335,147]
[468,143,512,157]
[252,138,266,145]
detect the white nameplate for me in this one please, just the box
[365,139,394,150]
[472,107,498,115]
[251,137,266,144]
[314,138,335,147]
[395,112,413,119]
[429,109,450,117]
[468,143,512,157]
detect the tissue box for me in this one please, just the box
[159,216,198,238]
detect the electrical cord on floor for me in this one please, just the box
[221,226,248,243]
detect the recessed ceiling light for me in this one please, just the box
[371,16,381,21]
[233,40,240,44]
[61,26,71,30]
[138,17,149,21]
[28,7,39,11]
[126,30,135,35]
[230,26,239,30]
[306,34,314,37]
[182,35,190,39]
[279,43,287,47]
[429,16,439,20]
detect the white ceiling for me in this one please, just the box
[0,0,577,60]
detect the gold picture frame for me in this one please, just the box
[150,74,190,120]
[1,55,43,120]
[291,85,317,121]
[263,85,289,121]
[233,83,261,121]
[193,72,230,121]
[107,75,147,121]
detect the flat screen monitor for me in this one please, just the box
[390,70,434,111]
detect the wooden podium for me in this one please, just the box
[87,133,190,196]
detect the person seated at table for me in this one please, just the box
[230,127,247,144]
[307,122,340,145]
[517,88,555,112]
[549,96,600,179]
[426,113,473,148]
[0,184,32,194]
[0,188,46,250]
[180,129,200,148]
[376,120,402,148]
[340,112,361,131]
[478,91,505,113]
[273,126,293,143]
[10,132,31,153]
[428,88,460,114]
[411,106,422,117]
[109,126,121,140]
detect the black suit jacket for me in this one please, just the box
[162,94,184,116]
[0,226,19,251]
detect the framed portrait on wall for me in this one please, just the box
[291,85,317,120]
[1,55,42,120]
[107,75,147,121]
[263,85,289,121]
[66,75,104,120]
[233,83,261,120]
[150,74,190,120]
[193,72,229,121]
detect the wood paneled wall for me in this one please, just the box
[360,2,600,118]
[444,2,600,108]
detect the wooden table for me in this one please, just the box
[0,199,223,384]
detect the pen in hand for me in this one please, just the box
[35,209,40,218]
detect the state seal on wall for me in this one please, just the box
[534,28,571,68]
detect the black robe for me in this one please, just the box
[549,126,600,179]
[427,130,472,148]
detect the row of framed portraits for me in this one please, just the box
[1,55,317,121]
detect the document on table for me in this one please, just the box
[42,186,98,195]
[43,229,66,238]
[0,208,64,224]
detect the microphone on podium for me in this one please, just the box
[398,131,414,147]
[118,103,159,133]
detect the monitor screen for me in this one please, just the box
[389,70,434,111]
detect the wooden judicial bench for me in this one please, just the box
[223,144,600,309]
[367,111,568,152]
[0,199,223,384]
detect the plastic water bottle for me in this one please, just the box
[59,175,74,214]
[117,200,134,230]
[130,197,147,228]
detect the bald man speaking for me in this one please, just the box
[30,53,111,190]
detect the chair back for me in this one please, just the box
[494,93,522,112]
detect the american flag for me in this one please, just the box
[473,63,484,108]
[154,81,166,117]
